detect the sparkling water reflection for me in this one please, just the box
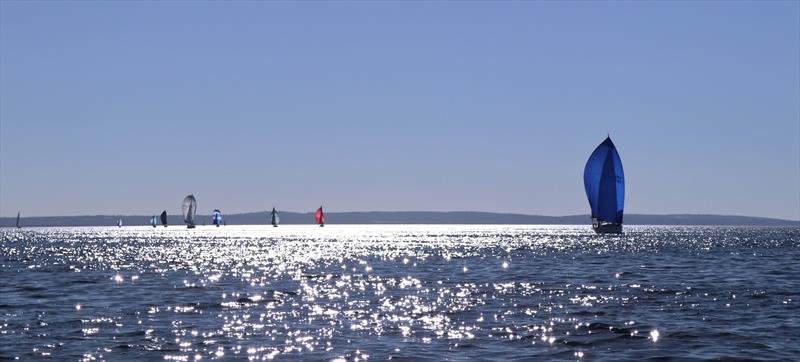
[1,225,798,360]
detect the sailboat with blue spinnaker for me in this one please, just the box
[583,136,625,234]
[212,209,223,227]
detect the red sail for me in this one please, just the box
[315,207,325,225]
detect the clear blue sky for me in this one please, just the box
[1,1,798,220]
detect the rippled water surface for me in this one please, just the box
[1,225,799,361]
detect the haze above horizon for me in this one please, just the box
[1,1,798,220]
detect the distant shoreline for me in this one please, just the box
[2,211,797,227]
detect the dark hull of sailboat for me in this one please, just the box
[592,223,622,234]
[319,224,324,227]
[272,224,278,227]
[187,225,196,229]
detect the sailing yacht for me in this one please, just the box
[212,209,223,227]
[583,136,625,234]
[16,212,20,229]
[315,207,325,227]
[150,215,158,228]
[117,218,123,228]
[271,207,279,227]
[160,210,168,227]
[182,195,197,229]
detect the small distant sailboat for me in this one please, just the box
[16,212,21,229]
[271,207,279,227]
[160,210,168,227]
[583,136,625,234]
[150,215,158,228]
[212,209,223,227]
[182,194,197,229]
[315,206,325,227]
[117,218,123,228]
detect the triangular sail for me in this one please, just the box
[150,215,158,227]
[583,137,625,224]
[271,207,279,226]
[182,195,197,226]
[315,207,325,226]
[160,210,168,226]
[16,212,20,228]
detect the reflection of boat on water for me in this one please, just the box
[212,209,223,227]
[271,207,279,227]
[583,137,625,234]
[182,195,197,229]
[315,207,325,227]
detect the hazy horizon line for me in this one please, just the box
[3,210,798,222]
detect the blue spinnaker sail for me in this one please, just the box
[583,137,625,224]
[212,209,223,226]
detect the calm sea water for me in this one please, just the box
[1,225,798,361]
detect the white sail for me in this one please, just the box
[182,194,197,225]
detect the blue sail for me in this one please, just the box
[583,137,625,224]
[212,209,223,226]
